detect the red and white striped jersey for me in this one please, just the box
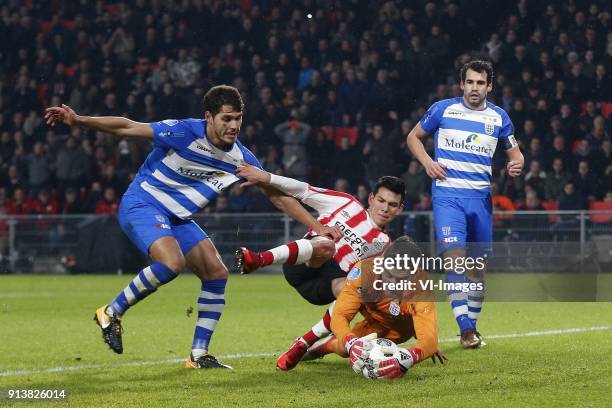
[302,186,391,272]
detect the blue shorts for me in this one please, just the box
[433,196,492,257]
[118,194,208,256]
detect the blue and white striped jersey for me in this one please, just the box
[125,119,262,219]
[419,97,516,198]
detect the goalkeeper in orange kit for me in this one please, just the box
[299,236,447,379]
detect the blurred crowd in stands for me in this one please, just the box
[0,0,610,220]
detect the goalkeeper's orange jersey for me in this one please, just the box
[330,257,439,359]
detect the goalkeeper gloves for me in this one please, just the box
[367,348,422,380]
[345,333,377,374]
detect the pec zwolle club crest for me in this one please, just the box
[484,122,495,135]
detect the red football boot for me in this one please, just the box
[276,338,309,371]
[235,247,263,274]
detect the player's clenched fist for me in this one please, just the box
[345,333,377,374]
[506,160,523,177]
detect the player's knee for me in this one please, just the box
[163,255,186,274]
[206,263,229,280]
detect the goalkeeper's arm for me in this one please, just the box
[330,278,363,354]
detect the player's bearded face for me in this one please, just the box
[206,105,242,147]
[461,69,492,108]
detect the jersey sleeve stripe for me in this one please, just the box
[140,181,192,218]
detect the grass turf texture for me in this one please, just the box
[0,274,611,407]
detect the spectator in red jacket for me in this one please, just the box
[32,190,59,215]
[6,188,36,215]
[95,187,119,214]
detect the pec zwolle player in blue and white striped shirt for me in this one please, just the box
[406,60,524,349]
[45,85,340,369]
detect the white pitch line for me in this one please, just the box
[0,291,53,298]
[0,352,277,378]
[1,326,610,378]
[439,325,612,343]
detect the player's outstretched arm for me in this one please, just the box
[260,184,341,241]
[406,122,447,180]
[45,104,153,139]
[238,163,354,218]
[237,163,311,199]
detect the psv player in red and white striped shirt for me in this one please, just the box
[235,163,405,370]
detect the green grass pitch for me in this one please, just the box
[0,274,611,407]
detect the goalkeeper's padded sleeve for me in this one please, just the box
[411,301,439,359]
[330,272,363,348]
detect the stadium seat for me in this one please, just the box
[41,21,52,33]
[41,20,77,33]
[103,4,119,15]
[589,201,612,223]
[320,126,335,140]
[63,20,76,31]
[64,66,76,77]
[601,102,612,119]
[37,83,48,107]
[333,127,359,147]
[320,127,360,147]
[541,200,560,223]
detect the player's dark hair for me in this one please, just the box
[203,85,244,116]
[383,235,425,278]
[373,176,406,203]
[460,60,494,84]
